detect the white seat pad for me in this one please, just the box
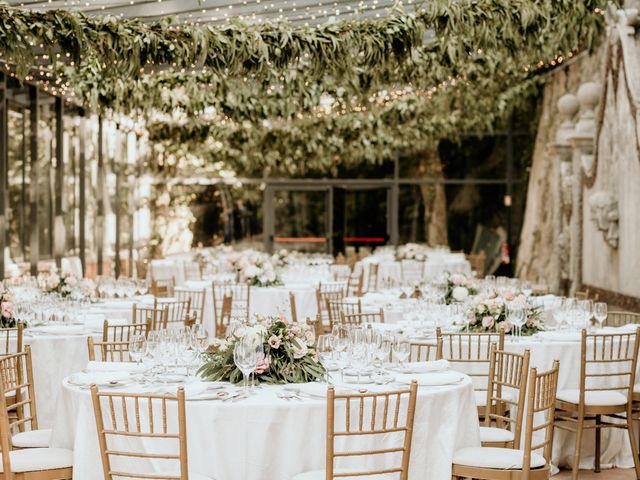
[293,470,396,480]
[556,389,627,406]
[2,448,73,473]
[12,429,51,448]
[453,447,546,470]
[479,426,515,443]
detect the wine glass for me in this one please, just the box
[579,299,594,331]
[233,338,260,396]
[316,334,335,370]
[128,334,146,368]
[522,281,533,297]
[594,302,608,330]
[507,306,526,341]
[392,336,410,369]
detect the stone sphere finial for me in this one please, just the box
[577,82,601,109]
[558,94,580,117]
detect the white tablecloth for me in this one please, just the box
[51,377,479,480]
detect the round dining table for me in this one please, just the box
[50,368,480,480]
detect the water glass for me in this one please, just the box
[594,302,607,329]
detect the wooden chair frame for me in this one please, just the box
[175,288,206,326]
[326,300,362,332]
[482,346,531,448]
[87,321,150,362]
[215,294,233,338]
[289,292,298,323]
[554,328,640,479]
[366,263,379,292]
[183,261,202,281]
[90,386,189,480]
[326,381,418,480]
[346,272,364,297]
[212,282,250,326]
[155,299,191,327]
[340,310,384,326]
[0,323,23,356]
[132,304,168,331]
[408,339,443,363]
[151,278,175,297]
[606,311,640,327]
[453,361,560,480]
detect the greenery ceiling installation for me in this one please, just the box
[0,0,613,174]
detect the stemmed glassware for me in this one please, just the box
[128,334,146,368]
[316,334,335,370]
[392,336,410,369]
[233,337,261,397]
[507,306,526,341]
[594,302,608,329]
[578,299,594,331]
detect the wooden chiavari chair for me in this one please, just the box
[183,260,202,281]
[212,282,250,325]
[330,264,351,282]
[316,282,347,327]
[306,315,324,341]
[408,339,442,362]
[132,304,169,331]
[346,271,364,297]
[605,311,640,327]
[437,327,505,417]
[400,259,424,285]
[341,309,384,326]
[554,329,640,479]
[366,263,379,292]
[0,322,23,356]
[151,277,175,297]
[155,299,191,327]
[215,294,233,338]
[292,382,418,480]
[289,292,298,323]
[87,320,150,362]
[575,289,599,301]
[0,346,53,450]
[452,361,560,480]
[175,287,206,326]
[90,386,213,480]
[480,345,530,448]
[326,300,362,332]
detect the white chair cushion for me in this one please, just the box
[12,429,51,448]
[475,391,486,407]
[453,447,546,470]
[1,448,73,472]
[556,389,627,406]
[479,426,515,443]
[292,470,395,480]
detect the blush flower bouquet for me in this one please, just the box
[466,289,543,335]
[444,273,478,304]
[0,289,16,328]
[198,315,326,384]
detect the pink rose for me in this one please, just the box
[501,289,516,301]
[500,321,512,333]
[481,316,494,329]
[254,353,270,374]
[292,340,308,359]
[1,302,12,318]
[268,335,281,349]
[278,313,288,325]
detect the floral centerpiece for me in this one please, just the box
[0,289,16,328]
[466,289,543,335]
[271,249,292,268]
[444,273,478,304]
[199,315,326,384]
[228,249,283,287]
[396,243,429,261]
[38,271,97,300]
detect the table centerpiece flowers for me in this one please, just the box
[0,289,16,328]
[444,273,478,304]
[466,290,543,335]
[396,243,429,261]
[38,271,97,300]
[199,315,326,384]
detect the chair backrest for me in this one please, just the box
[175,288,206,326]
[577,328,639,405]
[317,288,346,319]
[367,263,379,292]
[0,346,39,438]
[484,345,531,448]
[289,292,298,323]
[326,382,418,480]
[606,311,640,327]
[156,299,192,326]
[0,323,22,356]
[521,361,560,473]
[151,277,175,297]
[409,339,442,362]
[212,282,250,324]
[346,272,364,297]
[90,386,189,480]
[437,327,505,395]
[183,261,202,281]
[306,315,324,340]
[88,321,149,362]
[132,304,169,331]
[341,310,384,326]
[216,294,233,337]
[330,264,352,282]
[400,260,424,284]
[326,300,362,330]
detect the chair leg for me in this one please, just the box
[572,413,584,480]
[595,414,601,473]
[626,408,640,479]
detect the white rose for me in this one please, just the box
[244,265,261,278]
[452,286,469,302]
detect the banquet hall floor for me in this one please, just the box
[555,469,634,478]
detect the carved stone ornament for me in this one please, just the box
[588,191,619,248]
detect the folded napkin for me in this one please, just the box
[86,361,143,373]
[30,325,86,336]
[395,360,450,374]
[394,371,465,387]
[536,331,582,342]
[100,299,135,308]
[68,371,131,387]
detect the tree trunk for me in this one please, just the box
[417,148,448,246]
